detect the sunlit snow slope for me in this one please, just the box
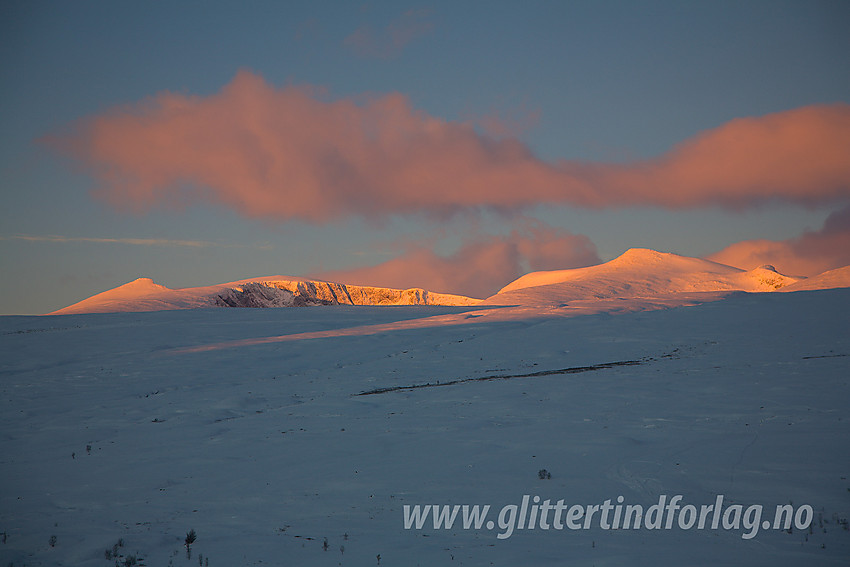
[483,248,848,308]
[780,265,850,292]
[50,277,481,314]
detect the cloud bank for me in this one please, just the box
[314,223,600,299]
[45,71,850,222]
[707,205,850,276]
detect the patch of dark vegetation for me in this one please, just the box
[2,325,84,335]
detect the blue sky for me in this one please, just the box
[1,1,849,314]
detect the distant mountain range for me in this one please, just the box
[50,248,850,315]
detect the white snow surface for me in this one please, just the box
[4,249,850,565]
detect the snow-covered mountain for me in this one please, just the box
[50,276,481,315]
[49,248,850,315]
[483,248,847,308]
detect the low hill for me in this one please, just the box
[484,248,804,308]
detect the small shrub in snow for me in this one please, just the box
[185,529,196,559]
[106,538,124,558]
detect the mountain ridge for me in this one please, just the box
[48,248,850,315]
[50,276,481,315]
[485,248,847,308]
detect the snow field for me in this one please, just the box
[1,290,849,565]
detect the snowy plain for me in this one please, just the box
[2,278,850,565]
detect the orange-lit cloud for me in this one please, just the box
[313,223,600,298]
[706,205,850,276]
[567,105,850,208]
[45,71,850,221]
[344,9,434,59]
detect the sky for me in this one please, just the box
[1,0,849,315]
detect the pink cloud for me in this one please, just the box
[44,71,850,222]
[313,223,600,298]
[706,205,850,276]
[344,9,434,59]
[566,105,850,208]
